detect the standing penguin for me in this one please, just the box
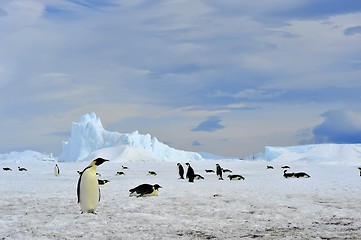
[54,164,60,176]
[216,163,223,180]
[185,162,195,183]
[77,158,109,214]
[177,163,184,179]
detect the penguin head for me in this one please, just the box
[153,184,162,190]
[185,162,190,166]
[91,158,109,166]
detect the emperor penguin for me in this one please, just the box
[148,171,157,176]
[98,179,109,186]
[77,158,109,214]
[18,167,27,171]
[185,162,195,182]
[177,163,184,179]
[227,174,245,180]
[216,163,223,180]
[129,184,162,197]
[54,164,60,176]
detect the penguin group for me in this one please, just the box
[283,169,311,178]
[2,167,28,171]
[63,157,316,215]
[176,163,244,182]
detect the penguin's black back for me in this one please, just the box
[77,165,91,203]
[129,184,153,195]
[187,166,195,182]
[216,164,223,180]
[178,164,184,179]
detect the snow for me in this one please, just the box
[1,143,361,239]
[1,113,361,239]
[59,113,203,163]
[260,144,361,165]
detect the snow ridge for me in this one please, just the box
[59,113,203,162]
[259,143,361,164]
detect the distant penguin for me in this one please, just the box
[216,163,223,180]
[267,165,274,169]
[148,171,157,176]
[177,163,184,179]
[194,174,204,180]
[54,164,60,176]
[18,167,27,171]
[358,167,361,176]
[116,171,125,176]
[222,168,232,173]
[77,158,109,214]
[283,170,295,178]
[3,167,12,171]
[227,174,245,180]
[98,179,109,186]
[281,165,290,169]
[185,162,195,182]
[129,184,162,197]
[294,172,311,178]
[205,169,215,173]
[122,165,128,170]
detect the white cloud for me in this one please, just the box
[1,0,361,156]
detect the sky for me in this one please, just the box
[1,0,361,158]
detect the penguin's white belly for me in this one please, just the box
[54,167,59,176]
[80,171,99,213]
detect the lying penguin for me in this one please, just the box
[129,184,162,197]
[227,174,245,180]
[98,179,109,186]
[148,171,157,176]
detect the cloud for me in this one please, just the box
[213,88,286,101]
[1,0,361,157]
[192,140,202,146]
[344,26,361,36]
[192,116,225,132]
[312,109,361,143]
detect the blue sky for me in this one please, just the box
[1,0,361,157]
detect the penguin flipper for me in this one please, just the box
[77,174,82,203]
[76,166,90,203]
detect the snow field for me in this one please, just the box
[1,159,361,239]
